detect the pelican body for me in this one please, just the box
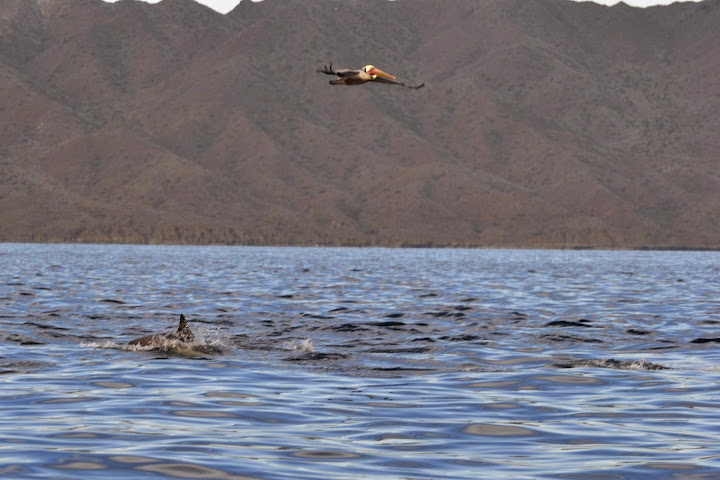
[318,64,424,89]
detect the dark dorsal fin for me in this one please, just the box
[178,313,190,333]
[177,314,189,333]
[176,314,195,342]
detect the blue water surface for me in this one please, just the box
[1,244,719,479]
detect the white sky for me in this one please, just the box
[103,0,704,15]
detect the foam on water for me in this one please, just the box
[282,337,315,352]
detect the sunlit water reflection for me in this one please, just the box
[2,244,720,479]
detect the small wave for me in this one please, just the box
[543,334,603,343]
[2,333,45,345]
[285,352,346,362]
[329,323,370,333]
[0,359,54,374]
[371,321,406,328]
[626,329,652,335]
[543,320,594,328]
[554,358,669,371]
[691,337,720,344]
[366,346,432,354]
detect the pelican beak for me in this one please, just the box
[370,67,396,80]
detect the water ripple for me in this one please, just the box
[1,245,720,479]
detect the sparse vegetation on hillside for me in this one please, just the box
[1,0,719,248]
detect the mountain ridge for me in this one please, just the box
[1,0,719,247]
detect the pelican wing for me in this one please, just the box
[316,64,337,76]
[317,64,361,77]
[335,69,363,77]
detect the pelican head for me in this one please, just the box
[363,65,396,80]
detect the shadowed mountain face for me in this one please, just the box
[2,0,719,247]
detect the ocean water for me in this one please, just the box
[1,244,720,479]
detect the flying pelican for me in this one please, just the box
[317,64,424,89]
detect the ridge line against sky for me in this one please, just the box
[103,0,704,15]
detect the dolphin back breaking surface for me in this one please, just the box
[126,314,222,356]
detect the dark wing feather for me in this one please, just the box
[335,69,363,77]
[317,64,337,76]
[317,64,362,77]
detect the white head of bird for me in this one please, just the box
[363,65,396,80]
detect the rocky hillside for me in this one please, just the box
[1,0,719,247]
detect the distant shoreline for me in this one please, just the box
[2,240,718,252]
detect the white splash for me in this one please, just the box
[283,338,315,352]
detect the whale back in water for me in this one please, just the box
[127,314,196,348]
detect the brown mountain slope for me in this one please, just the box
[1,0,719,247]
